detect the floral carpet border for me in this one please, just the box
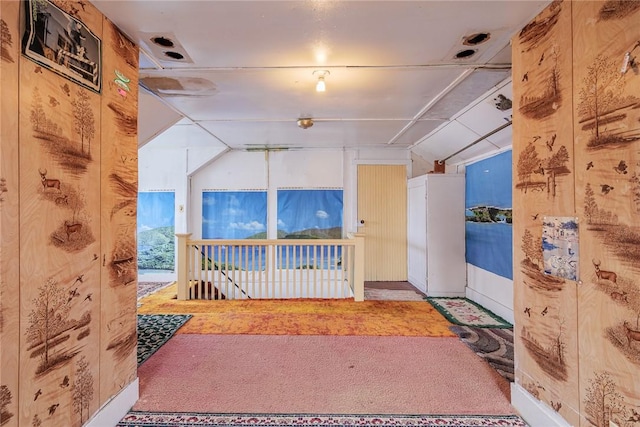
[117,412,528,426]
[425,297,512,329]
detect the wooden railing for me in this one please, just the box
[175,234,365,301]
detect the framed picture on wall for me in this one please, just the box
[22,0,102,93]
[542,216,579,281]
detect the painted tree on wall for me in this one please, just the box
[545,144,570,197]
[1,18,14,63]
[71,89,96,156]
[522,228,543,268]
[584,371,627,427]
[30,87,62,136]
[584,183,598,223]
[517,142,543,192]
[26,278,71,373]
[578,54,624,145]
[72,355,94,423]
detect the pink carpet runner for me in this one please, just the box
[135,334,513,415]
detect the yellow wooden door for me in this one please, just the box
[357,164,408,281]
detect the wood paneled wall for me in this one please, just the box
[0,1,138,425]
[512,1,640,425]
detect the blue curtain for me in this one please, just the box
[137,192,175,271]
[465,151,513,279]
[202,191,267,239]
[277,189,343,239]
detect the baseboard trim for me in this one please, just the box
[86,378,138,427]
[511,382,572,427]
[466,287,514,325]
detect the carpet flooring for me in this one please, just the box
[426,297,512,328]
[137,283,456,337]
[449,325,514,383]
[133,334,513,415]
[137,314,192,365]
[117,412,528,426]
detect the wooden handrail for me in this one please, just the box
[175,235,365,301]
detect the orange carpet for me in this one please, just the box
[138,283,455,337]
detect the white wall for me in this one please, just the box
[466,265,514,324]
[139,145,410,270]
[138,138,518,325]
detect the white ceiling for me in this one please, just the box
[93,0,550,166]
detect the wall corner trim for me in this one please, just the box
[86,378,139,427]
[511,382,573,427]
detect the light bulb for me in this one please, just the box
[316,76,326,92]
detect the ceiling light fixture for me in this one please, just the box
[313,70,330,92]
[297,117,314,129]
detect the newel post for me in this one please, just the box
[353,233,365,302]
[175,233,192,300]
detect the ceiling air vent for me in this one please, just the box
[139,31,194,64]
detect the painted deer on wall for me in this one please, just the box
[38,168,61,191]
[592,259,617,284]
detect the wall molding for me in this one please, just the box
[511,383,573,427]
[86,378,139,427]
[465,264,514,324]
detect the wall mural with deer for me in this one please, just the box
[1,2,21,426]
[512,1,580,424]
[574,2,640,426]
[0,1,139,426]
[513,1,640,426]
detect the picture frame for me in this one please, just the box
[22,0,102,93]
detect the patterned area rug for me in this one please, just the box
[426,297,512,328]
[364,288,425,301]
[117,412,528,426]
[137,314,192,365]
[138,281,173,300]
[449,325,514,382]
[138,283,456,337]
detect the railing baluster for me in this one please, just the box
[320,245,325,298]
[191,245,197,299]
[202,245,215,299]
[270,244,274,298]
[176,237,363,301]
[256,245,261,298]
[278,245,283,298]
[292,245,297,298]
[305,245,312,298]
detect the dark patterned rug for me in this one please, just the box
[449,325,514,382]
[117,412,527,426]
[137,314,192,366]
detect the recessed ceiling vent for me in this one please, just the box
[454,49,477,60]
[463,32,491,46]
[139,31,194,64]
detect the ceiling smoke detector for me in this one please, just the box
[297,118,314,129]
